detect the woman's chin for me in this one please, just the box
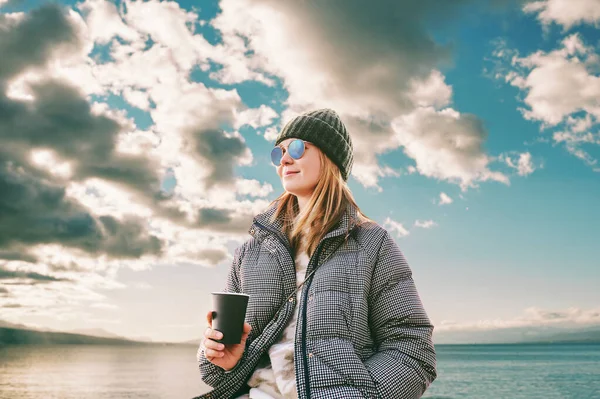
[283,185,298,194]
[284,186,314,199]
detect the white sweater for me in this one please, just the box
[236,250,310,399]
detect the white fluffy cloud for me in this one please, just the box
[524,0,600,30]
[392,107,509,190]
[495,33,600,169]
[234,105,278,129]
[383,217,410,238]
[438,192,453,205]
[501,152,537,176]
[77,0,140,45]
[509,34,600,126]
[414,219,437,229]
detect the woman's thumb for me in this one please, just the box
[241,322,252,339]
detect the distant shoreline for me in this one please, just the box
[0,327,195,346]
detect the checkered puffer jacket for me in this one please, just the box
[194,203,437,399]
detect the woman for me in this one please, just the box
[195,109,437,399]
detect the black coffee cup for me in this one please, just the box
[210,292,250,345]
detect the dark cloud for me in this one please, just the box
[0,2,257,269]
[0,4,81,82]
[197,208,253,234]
[189,128,247,187]
[48,262,91,273]
[0,286,10,294]
[196,249,229,265]
[98,215,162,258]
[198,208,231,225]
[0,79,165,195]
[244,0,473,114]
[240,0,528,119]
[0,266,70,283]
[0,4,170,260]
[2,303,22,308]
[0,157,98,248]
[0,152,163,259]
[0,250,38,263]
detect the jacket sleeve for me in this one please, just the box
[363,230,437,398]
[197,243,247,387]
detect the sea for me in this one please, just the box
[0,343,599,399]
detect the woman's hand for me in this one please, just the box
[203,310,252,371]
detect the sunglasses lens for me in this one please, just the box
[271,147,283,166]
[288,139,305,159]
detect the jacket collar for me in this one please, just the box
[249,200,361,245]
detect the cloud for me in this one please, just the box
[438,192,453,205]
[0,250,37,263]
[90,302,117,310]
[114,0,214,72]
[0,0,544,334]
[495,33,600,169]
[0,2,280,325]
[500,151,537,176]
[77,0,140,45]
[509,34,600,126]
[234,105,278,130]
[197,207,254,234]
[524,0,600,30]
[436,306,600,332]
[414,219,437,229]
[392,107,509,190]
[0,153,163,259]
[131,282,152,290]
[195,248,229,265]
[0,278,115,322]
[1,1,271,238]
[0,266,70,283]
[212,0,511,189]
[0,4,82,82]
[188,128,251,187]
[235,179,273,198]
[383,217,410,238]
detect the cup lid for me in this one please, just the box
[211,292,250,297]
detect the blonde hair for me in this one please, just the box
[270,148,371,257]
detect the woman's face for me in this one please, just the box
[276,139,322,199]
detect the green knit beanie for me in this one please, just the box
[275,108,353,181]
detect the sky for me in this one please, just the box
[0,0,598,344]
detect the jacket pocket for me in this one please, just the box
[311,338,379,397]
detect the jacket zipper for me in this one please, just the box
[253,220,356,398]
[301,242,324,399]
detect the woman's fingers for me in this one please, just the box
[204,347,224,358]
[203,326,226,361]
[204,337,225,350]
[204,327,223,340]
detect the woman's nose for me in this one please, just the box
[281,151,293,165]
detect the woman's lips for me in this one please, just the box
[284,171,299,176]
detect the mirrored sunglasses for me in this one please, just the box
[271,139,307,166]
